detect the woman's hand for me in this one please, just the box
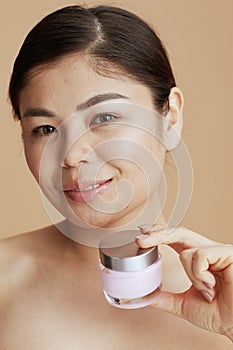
[136,226,233,342]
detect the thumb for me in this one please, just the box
[150,290,185,318]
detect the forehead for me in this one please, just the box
[18,53,154,118]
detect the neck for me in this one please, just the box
[55,188,166,263]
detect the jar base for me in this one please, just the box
[103,287,161,309]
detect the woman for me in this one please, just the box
[0,4,232,348]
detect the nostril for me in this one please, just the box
[62,158,88,168]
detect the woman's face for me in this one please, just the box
[19,53,167,229]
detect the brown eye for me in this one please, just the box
[32,125,57,136]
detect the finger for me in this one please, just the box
[149,286,215,324]
[136,226,217,251]
[180,248,216,298]
[188,248,216,287]
[149,290,185,319]
[180,246,233,299]
[138,223,165,233]
[191,245,233,283]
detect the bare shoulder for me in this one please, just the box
[0,225,54,260]
[0,224,65,259]
[0,225,60,302]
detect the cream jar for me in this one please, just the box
[98,230,162,309]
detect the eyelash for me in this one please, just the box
[32,125,57,137]
[90,113,120,126]
[31,113,119,137]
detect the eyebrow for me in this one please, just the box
[22,93,129,118]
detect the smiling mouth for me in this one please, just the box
[68,183,103,192]
[63,179,113,203]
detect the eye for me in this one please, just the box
[32,125,57,136]
[90,113,119,127]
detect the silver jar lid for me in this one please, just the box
[99,230,158,272]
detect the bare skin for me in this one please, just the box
[0,225,232,349]
[2,53,232,349]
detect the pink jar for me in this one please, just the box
[99,230,162,309]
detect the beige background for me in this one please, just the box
[0,0,232,243]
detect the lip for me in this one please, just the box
[63,179,112,203]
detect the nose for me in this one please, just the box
[62,133,95,168]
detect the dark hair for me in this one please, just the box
[9,5,176,119]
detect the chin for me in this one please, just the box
[69,206,131,229]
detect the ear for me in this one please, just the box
[162,87,184,150]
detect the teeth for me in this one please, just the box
[82,184,100,191]
[71,183,100,192]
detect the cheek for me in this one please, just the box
[100,128,166,179]
[116,136,166,196]
[144,133,167,168]
[24,143,42,183]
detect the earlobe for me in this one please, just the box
[162,87,184,150]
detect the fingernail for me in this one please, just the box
[137,224,150,233]
[135,234,150,240]
[201,290,213,303]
